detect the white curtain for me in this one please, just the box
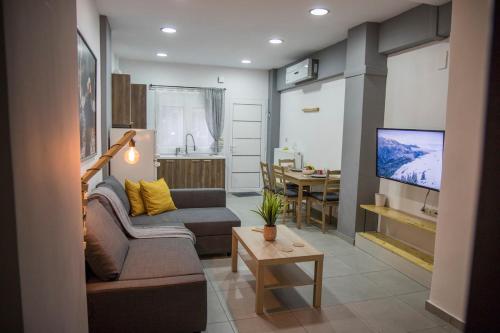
[155,88,212,154]
[203,88,225,153]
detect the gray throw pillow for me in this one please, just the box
[85,199,129,281]
[96,176,131,213]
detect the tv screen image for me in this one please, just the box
[376,129,445,191]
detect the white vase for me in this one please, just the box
[375,193,387,207]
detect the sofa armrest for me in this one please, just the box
[170,188,226,208]
[87,274,207,333]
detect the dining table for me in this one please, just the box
[284,170,341,229]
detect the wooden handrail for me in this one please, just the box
[81,130,136,185]
[80,130,136,249]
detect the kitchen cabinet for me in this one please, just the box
[112,74,131,127]
[131,84,147,129]
[157,158,225,189]
[112,74,147,128]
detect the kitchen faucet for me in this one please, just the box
[185,133,196,154]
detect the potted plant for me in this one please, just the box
[252,192,283,241]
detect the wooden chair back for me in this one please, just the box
[278,158,296,169]
[260,162,272,191]
[322,170,341,202]
[272,164,287,193]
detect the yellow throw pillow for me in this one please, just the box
[124,179,146,216]
[140,178,177,216]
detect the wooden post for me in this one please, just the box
[80,130,136,247]
[81,130,136,184]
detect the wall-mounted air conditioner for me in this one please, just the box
[285,58,319,85]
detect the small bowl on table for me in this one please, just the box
[302,168,315,176]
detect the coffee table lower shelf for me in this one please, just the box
[239,251,314,289]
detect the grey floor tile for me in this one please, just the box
[272,286,338,311]
[292,305,375,333]
[410,326,462,333]
[207,290,229,324]
[363,269,427,296]
[335,252,391,273]
[203,321,235,333]
[298,255,357,278]
[396,291,449,327]
[231,312,306,333]
[323,274,393,304]
[347,297,439,332]
[217,286,289,320]
[273,274,392,310]
[203,257,256,291]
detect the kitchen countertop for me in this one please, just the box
[157,154,226,160]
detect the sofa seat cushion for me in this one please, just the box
[130,207,241,237]
[119,238,203,281]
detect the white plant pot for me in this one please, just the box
[375,193,387,207]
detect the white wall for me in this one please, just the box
[380,40,449,254]
[119,59,269,158]
[279,78,345,170]
[430,0,492,323]
[77,0,102,189]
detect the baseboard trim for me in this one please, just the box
[425,300,465,331]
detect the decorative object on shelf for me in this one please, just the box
[81,130,138,248]
[77,30,97,161]
[252,192,283,241]
[302,107,320,113]
[375,193,387,207]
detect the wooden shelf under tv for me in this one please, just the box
[357,231,434,272]
[360,205,436,233]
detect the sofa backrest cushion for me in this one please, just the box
[85,199,129,281]
[90,195,126,234]
[97,176,131,213]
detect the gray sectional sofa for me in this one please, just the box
[85,176,241,333]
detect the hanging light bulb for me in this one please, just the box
[124,139,140,165]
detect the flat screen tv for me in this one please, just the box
[376,128,445,191]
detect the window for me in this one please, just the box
[155,89,212,154]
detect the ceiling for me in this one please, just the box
[97,0,449,70]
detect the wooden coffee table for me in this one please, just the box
[231,225,324,314]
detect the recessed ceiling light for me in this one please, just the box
[161,27,177,34]
[269,38,283,44]
[156,52,167,57]
[241,59,252,64]
[310,8,329,16]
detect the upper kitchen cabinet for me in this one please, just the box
[131,84,147,129]
[112,73,147,129]
[112,73,131,127]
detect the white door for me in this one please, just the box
[229,100,267,192]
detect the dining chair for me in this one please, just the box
[279,158,304,191]
[260,161,273,194]
[306,170,341,233]
[272,164,299,224]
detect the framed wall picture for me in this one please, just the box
[77,30,97,161]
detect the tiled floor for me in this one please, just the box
[201,194,460,333]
